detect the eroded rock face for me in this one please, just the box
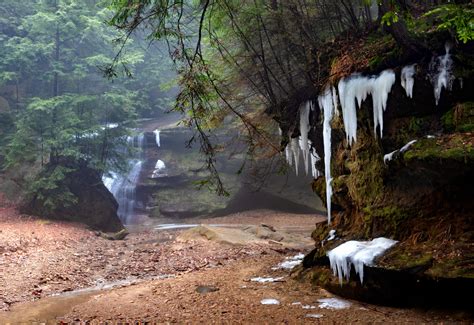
[23,161,124,232]
[277,42,474,305]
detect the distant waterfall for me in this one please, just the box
[103,133,145,225]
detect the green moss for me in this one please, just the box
[404,136,474,162]
[362,205,409,237]
[442,102,474,132]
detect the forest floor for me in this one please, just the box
[0,205,472,323]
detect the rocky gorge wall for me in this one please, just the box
[274,38,474,306]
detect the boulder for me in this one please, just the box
[22,161,124,232]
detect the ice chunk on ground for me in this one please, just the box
[401,64,416,98]
[318,298,351,310]
[291,302,302,305]
[327,237,398,284]
[250,277,284,283]
[261,298,280,305]
[302,305,317,309]
[306,314,324,318]
[272,253,305,270]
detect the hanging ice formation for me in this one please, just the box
[284,101,316,177]
[310,145,321,179]
[429,44,454,106]
[401,64,416,98]
[153,129,161,147]
[338,69,395,142]
[327,237,398,284]
[299,101,312,175]
[290,137,301,176]
[319,88,335,225]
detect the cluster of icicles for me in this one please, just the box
[284,45,454,225]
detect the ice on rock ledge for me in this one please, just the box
[327,237,398,284]
[338,70,395,143]
[371,70,396,138]
[384,140,417,164]
[401,64,416,98]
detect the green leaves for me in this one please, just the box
[424,4,474,44]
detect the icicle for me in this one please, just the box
[298,101,312,175]
[285,144,293,166]
[290,137,300,176]
[371,70,396,138]
[331,86,339,117]
[153,129,161,147]
[430,43,454,106]
[318,87,334,225]
[401,64,416,98]
[338,74,372,145]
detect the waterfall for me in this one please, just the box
[103,133,145,225]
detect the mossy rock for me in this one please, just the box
[442,102,474,132]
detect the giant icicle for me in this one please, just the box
[318,88,335,224]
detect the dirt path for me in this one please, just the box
[0,207,472,323]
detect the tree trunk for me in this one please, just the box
[378,0,426,57]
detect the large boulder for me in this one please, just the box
[22,161,124,232]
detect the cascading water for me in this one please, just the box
[103,133,145,225]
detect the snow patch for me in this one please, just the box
[400,140,417,153]
[318,298,351,310]
[384,140,417,164]
[327,238,398,284]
